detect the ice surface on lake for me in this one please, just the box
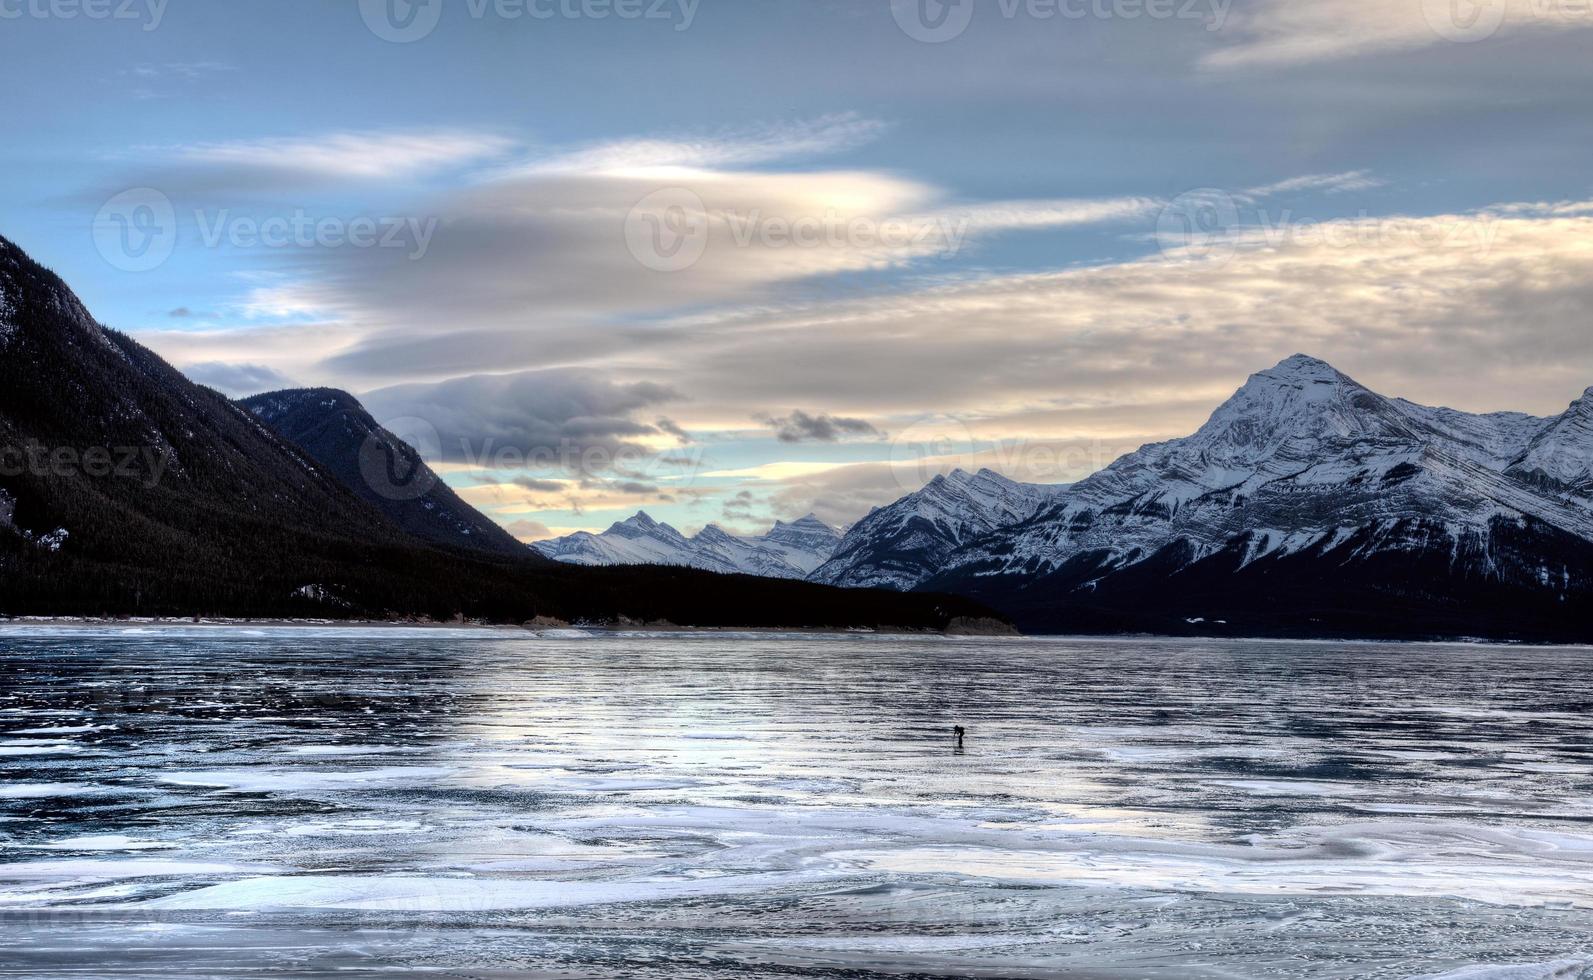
[3,629,1593,978]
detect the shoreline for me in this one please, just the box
[0,615,1017,638]
[1,617,1590,648]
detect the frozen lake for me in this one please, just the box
[2,627,1593,978]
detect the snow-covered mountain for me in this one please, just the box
[810,468,1064,590]
[818,355,1593,639]
[534,512,842,579]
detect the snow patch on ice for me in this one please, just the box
[21,835,175,852]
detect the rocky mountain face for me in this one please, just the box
[534,512,841,579]
[826,355,1593,639]
[241,388,527,557]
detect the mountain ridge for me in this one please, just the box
[535,511,842,579]
[843,354,1593,639]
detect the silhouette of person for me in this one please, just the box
[953,725,965,751]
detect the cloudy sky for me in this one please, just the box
[3,0,1592,540]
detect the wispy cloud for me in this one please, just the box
[1205,0,1593,69]
[1243,170,1386,200]
[126,62,236,81]
[501,113,887,178]
[159,130,516,181]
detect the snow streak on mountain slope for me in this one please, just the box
[533,512,842,579]
[0,276,17,347]
[809,468,1064,590]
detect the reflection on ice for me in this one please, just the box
[4,629,1593,977]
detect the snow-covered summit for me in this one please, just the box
[808,466,1063,590]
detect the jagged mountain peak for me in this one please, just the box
[614,510,667,531]
[1227,353,1367,404]
[1504,387,1593,491]
[1256,352,1344,380]
[931,468,1012,490]
[536,509,841,578]
[809,465,1063,591]
[777,512,829,528]
[609,511,686,544]
[1172,354,1411,467]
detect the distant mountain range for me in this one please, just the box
[534,512,841,579]
[545,355,1593,641]
[0,233,999,633]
